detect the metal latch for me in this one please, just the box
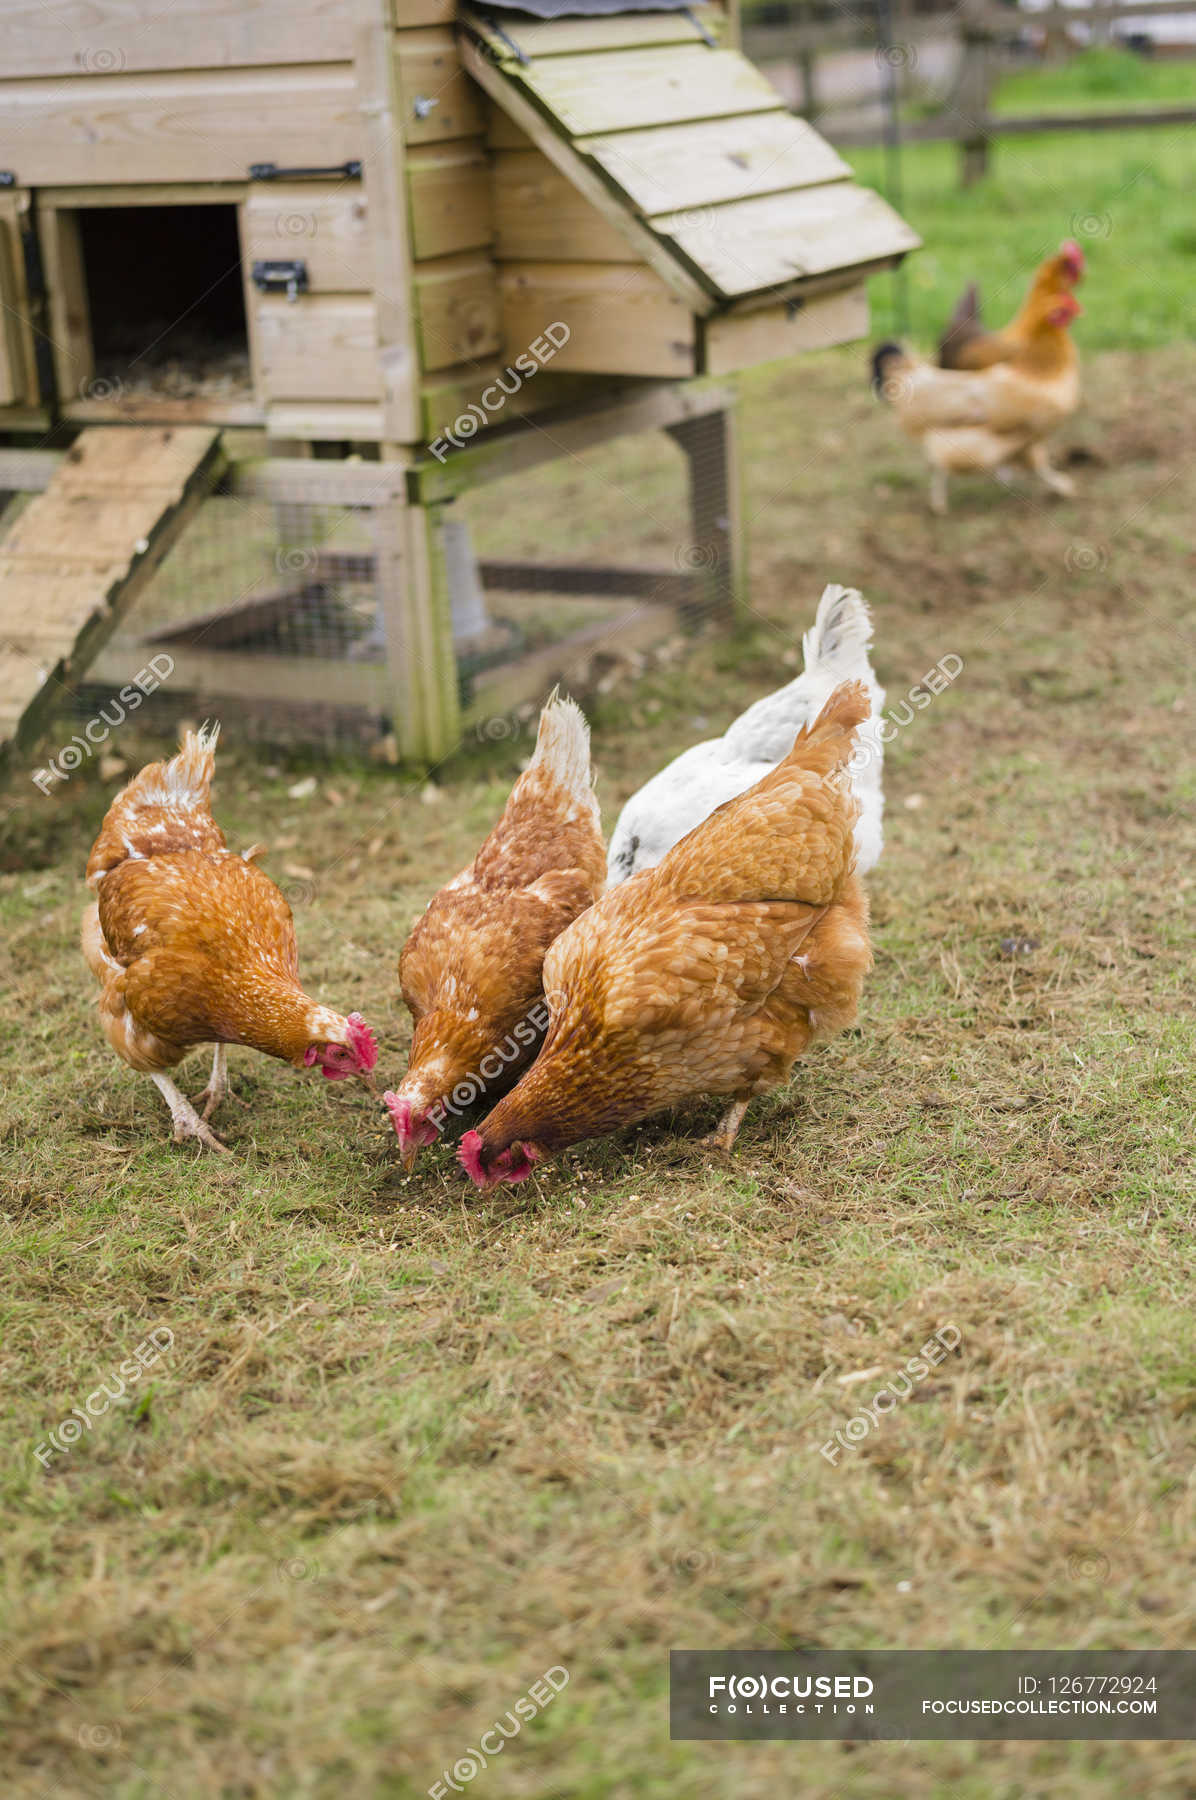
[252,260,309,303]
[248,160,362,181]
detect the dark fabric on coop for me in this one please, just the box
[476,0,693,17]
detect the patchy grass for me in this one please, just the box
[2,340,1195,1798]
[852,121,1196,349]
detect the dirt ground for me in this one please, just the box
[1,342,1193,1798]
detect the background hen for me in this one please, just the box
[460,682,872,1189]
[607,584,884,887]
[938,238,1085,371]
[873,286,1083,513]
[82,726,377,1151]
[385,692,605,1168]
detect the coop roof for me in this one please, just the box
[460,6,919,313]
[481,0,693,14]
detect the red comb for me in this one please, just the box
[346,1013,378,1071]
[459,1130,489,1187]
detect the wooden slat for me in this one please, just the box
[0,191,38,412]
[485,105,534,152]
[412,376,735,503]
[419,361,602,443]
[37,205,94,404]
[467,8,715,59]
[358,11,421,446]
[499,263,694,378]
[460,36,711,313]
[395,28,485,146]
[0,427,224,757]
[63,396,264,427]
[493,149,638,263]
[242,183,374,291]
[253,294,380,403]
[90,642,390,710]
[264,399,385,440]
[657,183,920,299]
[226,458,407,504]
[507,45,781,138]
[582,113,851,218]
[701,283,868,375]
[0,0,360,78]
[414,254,502,374]
[408,141,494,260]
[0,66,360,186]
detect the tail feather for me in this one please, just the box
[871,340,906,398]
[131,723,220,810]
[85,724,224,888]
[525,690,594,808]
[939,282,988,368]
[800,584,875,687]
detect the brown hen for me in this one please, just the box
[82,726,377,1151]
[459,682,872,1189]
[385,693,605,1168]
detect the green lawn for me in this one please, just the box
[995,44,1196,113]
[854,58,1196,350]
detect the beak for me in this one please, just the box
[399,1139,419,1174]
[358,1071,380,1098]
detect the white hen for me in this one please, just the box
[607,584,885,886]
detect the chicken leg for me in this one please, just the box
[702,1097,751,1153]
[1022,440,1076,499]
[194,1043,247,1121]
[151,1072,227,1152]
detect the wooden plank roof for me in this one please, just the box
[461,10,919,312]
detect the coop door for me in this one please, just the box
[242,182,383,430]
[0,189,41,417]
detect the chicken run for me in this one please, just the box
[9,0,1196,1790]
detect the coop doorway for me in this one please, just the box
[52,200,255,421]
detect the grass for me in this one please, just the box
[853,121,1196,350]
[995,46,1196,114]
[3,139,1196,1798]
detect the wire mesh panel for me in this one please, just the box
[58,399,741,762]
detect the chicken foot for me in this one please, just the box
[151,1071,228,1152]
[194,1042,247,1121]
[928,466,949,516]
[1021,441,1076,499]
[701,1097,751,1153]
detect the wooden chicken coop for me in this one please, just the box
[0,0,917,768]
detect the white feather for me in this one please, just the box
[606,584,886,884]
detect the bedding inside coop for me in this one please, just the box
[76,205,251,406]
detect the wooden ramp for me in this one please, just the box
[0,426,225,768]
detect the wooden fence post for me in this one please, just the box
[955,0,997,186]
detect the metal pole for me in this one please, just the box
[873,0,910,335]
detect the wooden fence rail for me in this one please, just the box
[743,0,1196,182]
